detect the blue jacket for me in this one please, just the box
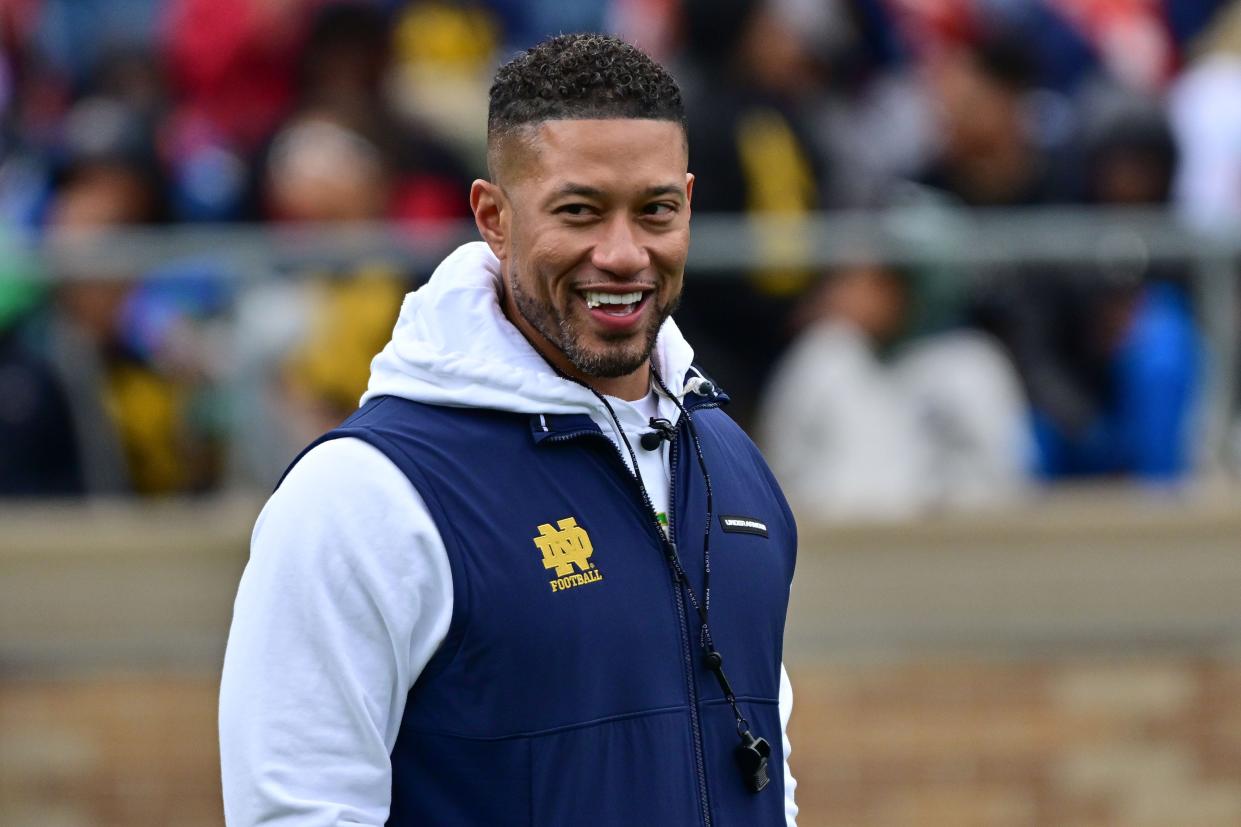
[293,382,798,826]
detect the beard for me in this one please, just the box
[510,269,679,379]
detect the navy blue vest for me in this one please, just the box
[289,381,797,826]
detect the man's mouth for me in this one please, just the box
[582,289,649,318]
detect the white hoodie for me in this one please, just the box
[219,242,797,826]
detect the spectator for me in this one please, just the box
[161,0,312,221]
[292,1,473,223]
[388,0,501,174]
[760,261,1029,519]
[41,96,225,495]
[162,0,305,154]
[1170,3,1241,235]
[252,110,407,462]
[673,0,833,429]
[973,96,1204,481]
[0,277,83,496]
[914,31,1073,207]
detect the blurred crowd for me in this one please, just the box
[0,0,1239,516]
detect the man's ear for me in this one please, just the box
[685,172,694,212]
[470,179,509,261]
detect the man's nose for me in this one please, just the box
[591,216,650,278]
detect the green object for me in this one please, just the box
[0,229,45,330]
[0,278,44,331]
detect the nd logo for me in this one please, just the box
[533,517,594,577]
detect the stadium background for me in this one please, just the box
[3,0,1241,824]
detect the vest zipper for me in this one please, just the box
[665,399,721,823]
[539,406,719,827]
[666,425,713,827]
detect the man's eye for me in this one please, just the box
[643,202,677,217]
[555,204,594,217]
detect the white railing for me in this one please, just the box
[7,207,1239,478]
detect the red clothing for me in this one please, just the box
[163,0,310,150]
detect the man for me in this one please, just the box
[220,34,798,826]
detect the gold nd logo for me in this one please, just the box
[535,517,593,576]
[532,517,605,593]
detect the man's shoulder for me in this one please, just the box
[278,396,533,494]
[261,436,424,545]
[344,395,523,437]
[276,436,410,503]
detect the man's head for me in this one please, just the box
[471,34,693,399]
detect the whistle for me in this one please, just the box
[734,730,771,793]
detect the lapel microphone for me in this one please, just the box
[640,417,677,451]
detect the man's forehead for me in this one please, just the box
[490,118,688,187]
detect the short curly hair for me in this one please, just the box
[488,33,685,142]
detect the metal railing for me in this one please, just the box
[13,207,1241,272]
[7,206,1239,478]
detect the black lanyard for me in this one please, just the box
[589,368,773,794]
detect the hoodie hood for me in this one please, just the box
[361,242,696,415]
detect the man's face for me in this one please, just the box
[486,119,692,384]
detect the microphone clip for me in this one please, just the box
[639,417,676,451]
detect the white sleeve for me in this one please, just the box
[219,437,453,827]
[780,661,798,826]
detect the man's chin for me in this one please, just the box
[564,336,654,380]
[568,350,650,380]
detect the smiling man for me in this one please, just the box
[220,34,798,826]
[477,58,695,399]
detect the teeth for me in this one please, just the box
[584,290,643,309]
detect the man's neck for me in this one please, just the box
[585,367,652,401]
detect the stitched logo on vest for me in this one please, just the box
[533,517,604,592]
[720,515,769,538]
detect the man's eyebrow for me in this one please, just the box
[640,184,686,200]
[546,183,686,201]
[550,183,606,200]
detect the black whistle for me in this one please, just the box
[735,730,772,793]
